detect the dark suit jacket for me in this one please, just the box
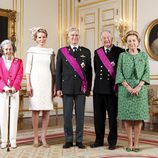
[93,45,124,94]
[56,46,92,95]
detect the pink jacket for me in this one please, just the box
[0,57,23,92]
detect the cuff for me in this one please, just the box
[3,86,10,92]
[11,87,16,93]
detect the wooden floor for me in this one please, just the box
[18,114,158,133]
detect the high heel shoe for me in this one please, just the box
[33,140,41,147]
[33,143,40,147]
[132,148,140,152]
[42,143,50,148]
[40,138,50,148]
[125,147,133,152]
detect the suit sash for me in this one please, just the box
[60,47,88,93]
[96,48,117,91]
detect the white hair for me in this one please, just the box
[1,39,16,52]
[68,27,80,37]
[100,30,112,39]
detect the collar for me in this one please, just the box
[2,55,13,63]
[104,45,113,52]
[70,44,79,49]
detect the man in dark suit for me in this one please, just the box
[56,27,92,149]
[90,30,124,150]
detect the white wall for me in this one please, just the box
[1,0,158,79]
[0,0,59,66]
[0,0,60,117]
[137,0,158,84]
[1,0,158,117]
[23,0,58,52]
[0,0,13,9]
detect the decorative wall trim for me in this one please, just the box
[84,13,95,25]
[121,0,123,19]
[132,0,134,30]
[19,0,24,58]
[132,0,137,31]
[103,24,115,36]
[77,0,109,29]
[0,8,16,43]
[84,27,95,46]
[13,0,17,10]
[70,0,72,26]
[78,0,108,8]
[125,0,129,22]
[102,9,114,21]
[98,8,100,46]
[58,0,62,48]
[135,0,138,31]
[13,0,17,54]
[150,75,158,80]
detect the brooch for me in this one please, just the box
[81,62,85,68]
[13,58,19,64]
[111,61,115,67]
[80,54,86,58]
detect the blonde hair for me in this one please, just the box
[30,27,48,41]
[125,30,141,43]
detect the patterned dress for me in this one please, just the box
[26,47,54,110]
[115,50,150,120]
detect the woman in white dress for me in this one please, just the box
[26,27,56,147]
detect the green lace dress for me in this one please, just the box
[115,51,150,120]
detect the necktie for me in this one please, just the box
[73,47,77,52]
[106,49,109,54]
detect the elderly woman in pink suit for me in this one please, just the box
[0,39,23,149]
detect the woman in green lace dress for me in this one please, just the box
[116,31,150,152]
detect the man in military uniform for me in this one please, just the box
[56,27,92,149]
[90,30,124,150]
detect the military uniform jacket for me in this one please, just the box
[56,46,92,95]
[93,45,124,94]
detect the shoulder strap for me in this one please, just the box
[60,47,88,93]
[96,48,117,91]
[96,48,115,80]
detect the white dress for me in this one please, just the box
[26,47,54,110]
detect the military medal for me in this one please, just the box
[111,61,115,67]
[81,62,85,68]
[83,85,86,93]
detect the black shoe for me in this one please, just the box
[63,142,73,149]
[109,145,116,150]
[76,142,86,149]
[90,142,103,148]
